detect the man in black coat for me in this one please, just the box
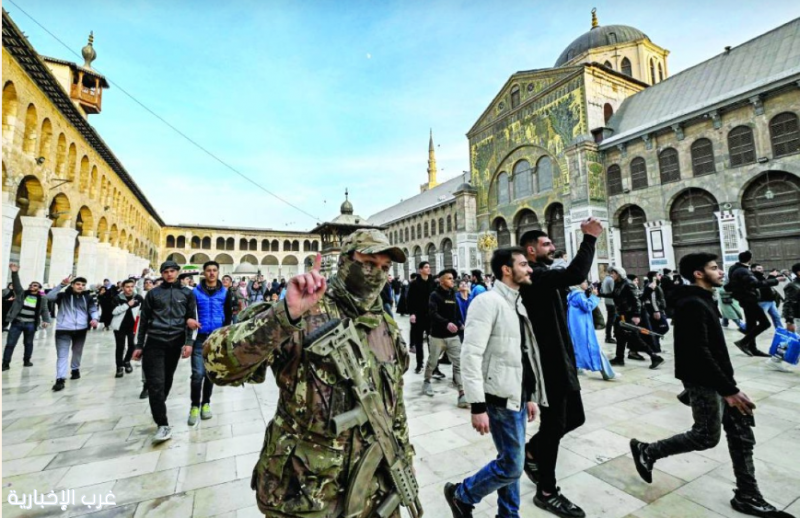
[517,218,602,518]
[406,261,435,373]
[727,251,784,357]
[631,253,792,518]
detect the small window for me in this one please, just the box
[728,126,756,167]
[416,223,421,238]
[630,157,648,190]
[424,222,429,238]
[603,103,614,124]
[438,218,444,234]
[536,156,554,192]
[658,148,681,184]
[405,228,409,241]
[770,112,800,157]
[447,215,452,232]
[513,160,531,198]
[430,219,436,236]
[658,62,664,82]
[606,165,622,196]
[497,172,510,205]
[650,59,656,84]
[510,85,520,109]
[603,60,613,70]
[411,226,415,240]
[691,138,716,176]
[607,32,617,45]
[621,57,632,77]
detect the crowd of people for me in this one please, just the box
[2,225,798,518]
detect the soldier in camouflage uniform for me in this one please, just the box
[203,229,419,518]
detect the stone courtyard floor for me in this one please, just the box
[2,314,799,518]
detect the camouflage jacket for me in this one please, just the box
[203,297,414,518]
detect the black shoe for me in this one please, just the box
[115,367,124,378]
[524,456,540,485]
[124,362,133,374]
[70,369,81,380]
[534,488,586,518]
[443,482,474,517]
[605,338,617,344]
[439,355,452,365]
[649,355,665,370]
[731,491,794,517]
[414,366,422,374]
[23,360,33,367]
[627,352,646,361]
[52,378,65,391]
[2,362,9,371]
[750,347,771,358]
[140,386,149,399]
[432,368,446,380]
[735,339,754,357]
[630,439,653,483]
[609,358,625,367]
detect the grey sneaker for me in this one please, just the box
[422,381,434,397]
[201,403,213,420]
[187,406,200,426]
[457,394,468,409]
[152,426,172,444]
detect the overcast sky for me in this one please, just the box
[9,0,800,230]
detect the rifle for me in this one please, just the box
[619,321,664,338]
[304,319,423,518]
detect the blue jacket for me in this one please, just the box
[456,293,471,322]
[567,289,603,372]
[193,282,233,335]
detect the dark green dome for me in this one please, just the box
[555,24,649,67]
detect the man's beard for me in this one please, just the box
[537,251,555,265]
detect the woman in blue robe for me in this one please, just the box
[568,280,618,381]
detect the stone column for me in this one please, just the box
[715,208,748,272]
[2,200,19,286]
[18,216,53,286]
[95,242,111,283]
[434,252,444,272]
[610,226,622,268]
[645,220,675,272]
[47,226,79,286]
[77,235,99,283]
[111,247,126,282]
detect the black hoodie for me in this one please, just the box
[672,285,738,397]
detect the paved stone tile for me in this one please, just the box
[587,455,686,503]
[131,492,195,518]
[175,457,238,493]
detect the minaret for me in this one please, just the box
[421,129,439,192]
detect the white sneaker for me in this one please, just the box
[152,426,172,443]
[766,356,792,372]
[422,381,434,397]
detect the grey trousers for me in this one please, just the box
[425,336,462,390]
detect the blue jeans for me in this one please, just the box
[456,404,526,518]
[190,334,213,407]
[3,321,37,364]
[758,302,783,329]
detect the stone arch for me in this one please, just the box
[15,175,45,216]
[48,193,71,228]
[66,143,77,183]
[493,216,511,247]
[271,239,279,252]
[89,166,98,199]
[545,202,566,252]
[191,235,201,249]
[176,235,186,248]
[303,255,317,272]
[225,237,235,251]
[426,243,438,273]
[202,236,211,249]
[261,239,270,252]
[22,103,38,155]
[109,223,119,246]
[2,81,19,137]
[303,239,312,252]
[119,229,128,251]
[166,234,176,248]
[618,205,648,277]
[669,188,721,266]
[282,254,299,277]
[283,239,291,251]
[412,246,423,270]
[291,240,300,252]
[741,171,800,269]
[215,253,234,265]
[38,118,53,162]
[190,253,211,264]
[261,254,279,278]
[513,209,540,242]
[261,255,279,265]
[75,206,94,237]
[216,236,225,250]
[441,238,454,269]
[311,240,319,252]
[240,254,258,265]
[79,156,90,193]
[97,217,108,242]
[167,252,187,265]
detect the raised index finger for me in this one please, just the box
[313,253,322,272]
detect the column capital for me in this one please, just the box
[19,216,53,230]
[78,235,100,244]
[50,227,79,238]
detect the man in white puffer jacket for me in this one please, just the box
[444,246,548,518]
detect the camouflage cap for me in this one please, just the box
[341,229,406,263]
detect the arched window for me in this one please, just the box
[240,238,249,251]
[202,237,211,250]
[536,156,554,192]
[658,62,664,82]
[446,215,452,232]
[769,112,800,157]
[497,172,509,205]
[411,226,415,240]
[650,58,657,84]
[22,104,37,155]
[630,157,648,190]
[659,148,681,183]
[691,138,715,176]
[416,223,421,238]
[621,57,632,77]
[604,103,614,124]
[405,228,409,241]
[424,222,429,237]
[606,165,622,195]
[430,218,436,236]
[510,85,520,109]
[283,239,291,251]
[513,160,532,198]
[191,236,201,249]
[166,235,175,248]
[454,213,458,231]
[250,238,258,251]
[393,230,398,243]
[216,237,225,250]
[728,126,756,167]
[303,240,311,252]
[438,218,444,234]
[271,239,279,252]
[262,239,270,251]
[226,237,235,251]
[176,236,186,248]
[603,60,613,70]
[607,32,617,44]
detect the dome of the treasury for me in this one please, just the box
[554,24,649,67]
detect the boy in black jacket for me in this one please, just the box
[631,253,793,518]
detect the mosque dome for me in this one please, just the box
[554,10,649,67]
